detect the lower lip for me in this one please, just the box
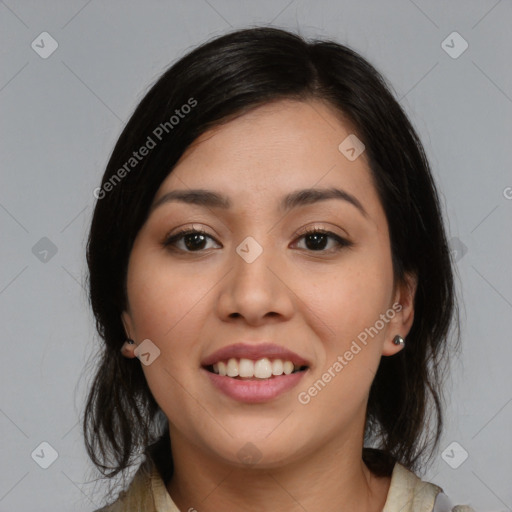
[202,368,307,403]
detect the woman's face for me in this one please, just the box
[122,99,415,467]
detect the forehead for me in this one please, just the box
[153,99,380,216]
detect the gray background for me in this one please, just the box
[1,1,511,511]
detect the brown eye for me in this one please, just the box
[163,229,221,252]
[294,228,353,252]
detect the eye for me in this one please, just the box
[163,228,221,252]
[162,227,352,254]
[293,227,353,252]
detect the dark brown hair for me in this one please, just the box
[83,26,459,493]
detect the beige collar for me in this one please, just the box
[382,463,442,512]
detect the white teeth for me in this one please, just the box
[254,358,272,379]
[218,361,227,376]
[239,358,254,377]
[226,358,239,377]
[283,361,294,375]
[272,359,283,376]
[210,357,304,379]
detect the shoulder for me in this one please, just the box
[92,454,179,512]
[92,457,158,512]
[383,463,477,512]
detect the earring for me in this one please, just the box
[393,334,405,346]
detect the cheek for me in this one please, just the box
[125,246,220,394]
[125,251,212,422]
[126,250,210,342]
[295,262,394,425]
[293,242,395,401]
[302,254,393,341]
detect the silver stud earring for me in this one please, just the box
[393,335,405,346]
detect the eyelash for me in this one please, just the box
[162,227,353,254]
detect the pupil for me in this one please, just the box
[306,233,327,250]
[185,233,206,250]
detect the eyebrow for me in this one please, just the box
[151,187,368,218]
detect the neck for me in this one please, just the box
[166,427,391,512]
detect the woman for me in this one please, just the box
[84,27,475,511]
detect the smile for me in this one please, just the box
[206,357,308,379]
[202,362,309,403]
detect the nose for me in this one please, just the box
[215,239,294,326]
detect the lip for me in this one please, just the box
[202,367,308,403]
[201,342,310,367]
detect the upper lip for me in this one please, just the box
[201,343,310,368]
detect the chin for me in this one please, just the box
[202,432,309,470]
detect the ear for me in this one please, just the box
[381,272,417,356]
[120,310,137,358]
[121,310,134,339]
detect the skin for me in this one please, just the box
[121,99,417,512]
